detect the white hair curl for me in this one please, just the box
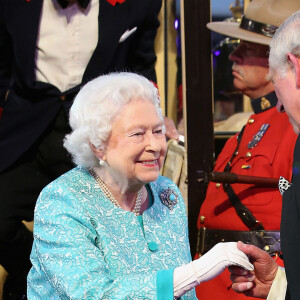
[64,72,164,168]
[269,11,300,78]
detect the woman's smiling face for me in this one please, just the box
[102,98,167,187]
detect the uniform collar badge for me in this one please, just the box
[160,188,179,210]
[260,97,271,110]
[248,123,270,149]
[251,92,277,114]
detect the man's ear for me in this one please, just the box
[89,142,105,160]
[287,53,300,87]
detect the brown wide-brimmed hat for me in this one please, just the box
[207,0,300,45]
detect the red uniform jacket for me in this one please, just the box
[195,93,297,300]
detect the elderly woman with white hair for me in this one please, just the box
[27,72,253,299]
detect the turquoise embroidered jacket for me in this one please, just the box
[27,167,197,299]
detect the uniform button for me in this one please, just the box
[248,119,255,124]
[148,241,158,252]
[60,95,66,101]
[246,152,252,158]
[234,151,239,156]
[216,183,221,188]
[200,216,205,224]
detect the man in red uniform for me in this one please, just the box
[195,0,300,299]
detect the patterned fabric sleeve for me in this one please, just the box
[28,170,197,299]
[28,181,160,299]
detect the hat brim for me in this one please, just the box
[207,22,271,46]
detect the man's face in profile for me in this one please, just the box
[273,68,300,135]
[229,41,271,98]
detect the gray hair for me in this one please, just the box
[269,11,300,78]
[64,72,164,168]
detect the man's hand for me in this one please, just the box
[164,116,179,140]
[229,241,278,298]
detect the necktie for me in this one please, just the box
[57,0,90,9]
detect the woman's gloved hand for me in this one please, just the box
[173,242,254,298]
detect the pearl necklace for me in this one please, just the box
[89,169,143,216]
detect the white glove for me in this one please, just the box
[173,242,254,298]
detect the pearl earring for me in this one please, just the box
[99,159,105,166]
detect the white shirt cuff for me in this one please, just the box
[267,267,287,300]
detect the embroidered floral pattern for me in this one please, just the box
[28,167,196,299]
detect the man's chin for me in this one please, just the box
[291,123,300,135]
[293,127,300,135]
[288,116,300,134]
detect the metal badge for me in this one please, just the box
[261,97,271,110]
[160,188,179,210]
[241,165,251,169]
[248,124,270,149]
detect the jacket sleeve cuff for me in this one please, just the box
[157,269,174,300]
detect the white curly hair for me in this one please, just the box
[64,72,164,168]
[269,11,300,79]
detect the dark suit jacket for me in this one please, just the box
[0,0,161,172]
[281,134,300,300]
